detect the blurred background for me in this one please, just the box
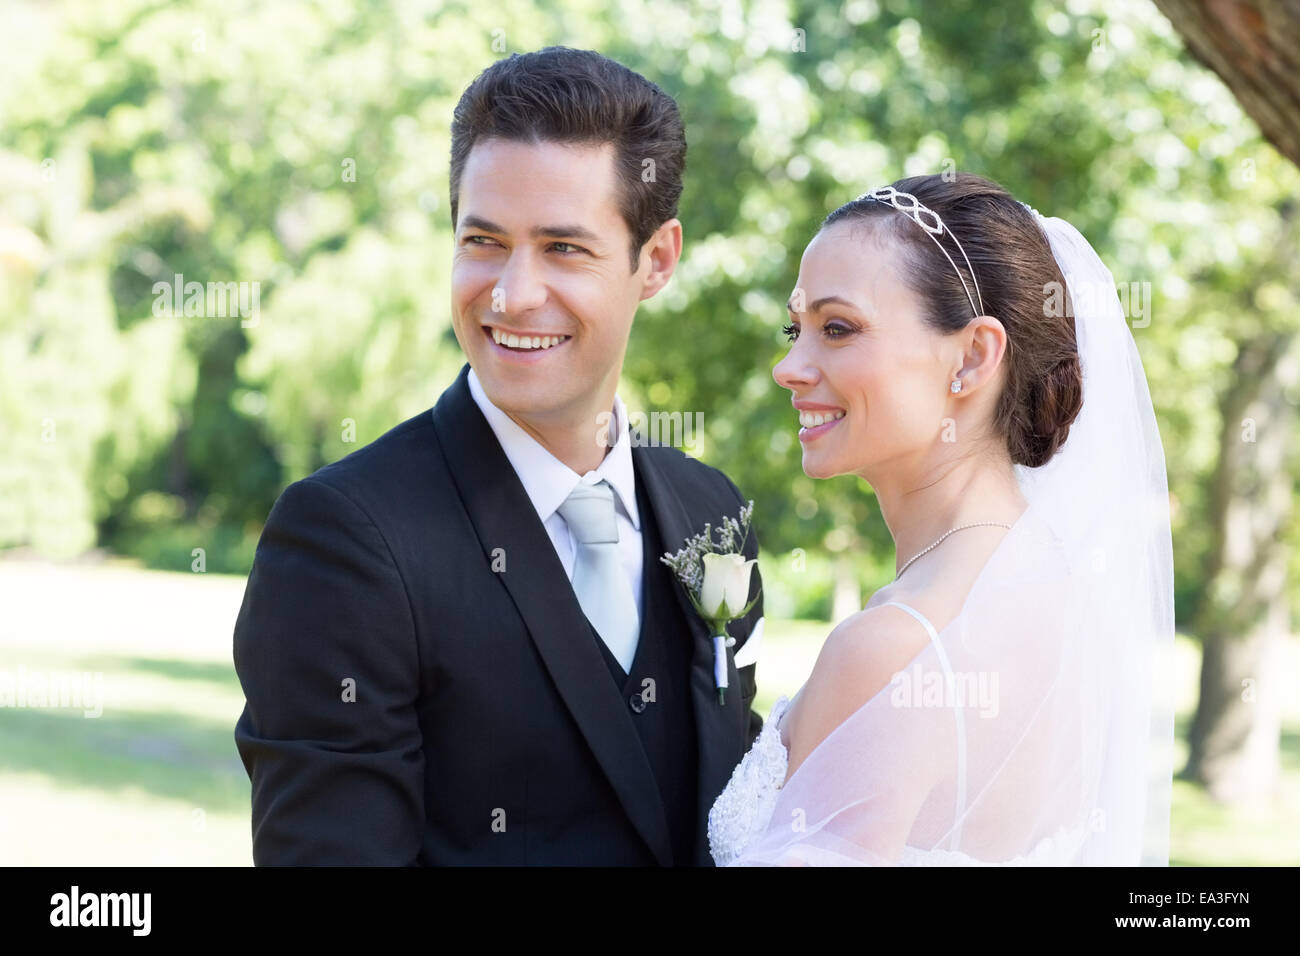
[2,0,1297,866]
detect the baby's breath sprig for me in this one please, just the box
[659,502,755,600]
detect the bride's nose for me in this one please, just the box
[773,345,819,392]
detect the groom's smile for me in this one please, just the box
[482,323,573,360]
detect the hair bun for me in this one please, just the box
[1017,353,1083,468]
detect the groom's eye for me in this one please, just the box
[549,242,589,255]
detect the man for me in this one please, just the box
[233,46,764,866]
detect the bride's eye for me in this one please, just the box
[824,321,853,337]
[781,322,798,342]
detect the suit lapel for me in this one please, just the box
[631,439,748,864]
[430,365,673,866]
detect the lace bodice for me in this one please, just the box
[707,693,1089,866]
[708,695,793,867]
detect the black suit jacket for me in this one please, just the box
[233,363,764,865]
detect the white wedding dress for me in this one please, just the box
[707,599,1091,867]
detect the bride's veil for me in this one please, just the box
[731,212,1177,866]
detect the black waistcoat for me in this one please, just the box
[585,473,700,865]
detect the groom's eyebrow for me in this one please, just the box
[787,295,855,314]
[533,223,602,243]
[460,214,601,244]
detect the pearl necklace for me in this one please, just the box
[894,521,1012,582]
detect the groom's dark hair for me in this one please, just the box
[449,47,687,274]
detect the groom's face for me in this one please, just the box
[451,137,654,434]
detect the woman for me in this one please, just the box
[708,173,1175,865]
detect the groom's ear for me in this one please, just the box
[637,218,683,301]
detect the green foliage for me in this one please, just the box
[2,0,1297,628]
[758,547,835,621]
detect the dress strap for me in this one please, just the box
[877,601,938,641]
[877,601,967,853]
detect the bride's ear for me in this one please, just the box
[951,315,1008,392]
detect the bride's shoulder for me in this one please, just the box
[784,604,934,777]
[821,600,935,664]
[819,602,938,694]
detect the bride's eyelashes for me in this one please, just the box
[781,320,856,343]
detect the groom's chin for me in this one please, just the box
[475,363,552,402]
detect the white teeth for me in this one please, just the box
[798,409,845,428]
[490,328,569,350]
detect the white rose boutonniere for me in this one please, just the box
[660,501,760,704]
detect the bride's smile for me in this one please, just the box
[793,401,846,441]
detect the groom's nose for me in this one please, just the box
[492,249,549,317]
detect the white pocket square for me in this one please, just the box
[732,616,764,669]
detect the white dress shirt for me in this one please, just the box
[467,367,645,624]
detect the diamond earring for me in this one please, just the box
[950,379,962,394]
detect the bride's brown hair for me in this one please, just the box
[823,172,1083,469]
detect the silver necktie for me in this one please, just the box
[556,480,640,672]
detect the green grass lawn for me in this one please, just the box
[2,558,1296,865]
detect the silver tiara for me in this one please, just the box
[855,185,984,317]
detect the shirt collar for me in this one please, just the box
[467,366,640,531]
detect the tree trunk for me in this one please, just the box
[1182,330,1297,805]
[1152,0,1300,168]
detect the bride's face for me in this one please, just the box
[773,221,957,481]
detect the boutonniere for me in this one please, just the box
[660,501,760,704]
